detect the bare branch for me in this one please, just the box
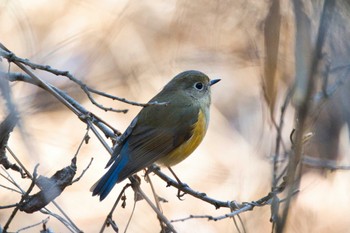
[3,164,39,232]
[0,183,21,194]
[99,183,132,233]
[15,216,50,233]
[145,172,168,232]
[2,71,118,148]
[0,43,167,111]
[19,159,77,214]
[39,208,76,233]
[4,147,82,232]
[87,87,169,108]
[302,155,350,170]
[72,158,93,184]
[1,166,25,193]
[129,177,177,233]
[271,87,294,188]
[170,183,293,223]
[0,203,17,209]
[151,165,232,209]
[278,0,336,232]
[0,113,24,177]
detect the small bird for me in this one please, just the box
[92,70,220,200]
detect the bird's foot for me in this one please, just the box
[176,182,189,200]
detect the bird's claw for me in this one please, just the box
[176,182,189,200]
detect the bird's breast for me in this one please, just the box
[157,108,208,166]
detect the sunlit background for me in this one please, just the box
[1,0,350,232]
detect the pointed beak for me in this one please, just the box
[209,79,221,86]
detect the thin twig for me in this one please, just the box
[171,188,297,223]
[6,147,82,233]
[99,183,132,233]
[1,71,119,156]
[0,44,167,110]
[72,158,94,183]
[309,64,350,127]
[302,155,350,170]
[0,203,18,209]
[170,203,255,223]
[40,208,75,233]
[145,172,167,233]
[1,166,25,193]
[3,164,39,232]
[130,177,177,233]
[51,198,82,232]
[15,216,50,233]
[151,165,232,209]
[86,119,113,155]
[0,183,22,194]
[0,45,129,113]
[71,130,94,183]
[124,199,137,233]
[279,1,336,232]
[87,87,168,107]
[232,216,243,233]
[271,87,294,188]
[236,215,247,233]
[3,71,118,148]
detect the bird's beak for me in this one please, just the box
[209,79,221,86]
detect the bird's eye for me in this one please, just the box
[194,82,204,90]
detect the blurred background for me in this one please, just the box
[1,0,350,232]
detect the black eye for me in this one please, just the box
[194,82,204,90]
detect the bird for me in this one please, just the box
[91,70,220,201]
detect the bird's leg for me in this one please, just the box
[167,167,189,200]
[144,164,161,181]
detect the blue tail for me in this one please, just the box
[92,154,129,201]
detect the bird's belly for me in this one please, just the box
[157,109,207,167]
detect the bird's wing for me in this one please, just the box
[105,117,137,168]
[115,103,199,181]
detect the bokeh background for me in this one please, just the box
[1,0,350,232]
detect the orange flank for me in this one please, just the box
[157,109,208,166]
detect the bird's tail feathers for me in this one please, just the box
[91,155,129,201]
